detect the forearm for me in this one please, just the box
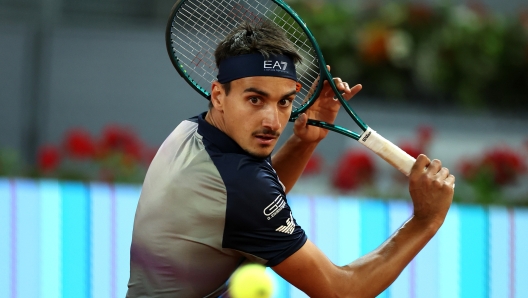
[272,155,453,298]
[271,134,318,193]
[342,216,440,297]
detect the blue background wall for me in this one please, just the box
[1,178,527,297]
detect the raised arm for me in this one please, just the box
[272,154,455,297]
[270,124,319,193]
[272,75,362,192]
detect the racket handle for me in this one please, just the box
[358,127,416,176]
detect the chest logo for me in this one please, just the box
[263,195,286,220]
[275,212,295,235]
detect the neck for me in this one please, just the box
[205,109,225,132]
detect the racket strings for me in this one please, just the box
[260,5,320,107]
[172,0,318,72]
[169,0,320,107]
[172,0,250,85]
[240,1,322,101]
[172,0,227,79]
[230,2,263,25]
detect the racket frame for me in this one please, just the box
[165,0,213,100]
[165,0,368,140]
[165,0,416,176]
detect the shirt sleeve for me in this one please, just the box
[220,155,307,267]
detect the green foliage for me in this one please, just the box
[288,1,528,111]
[0,148,23,177]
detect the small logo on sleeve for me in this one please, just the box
[263,195,286,220]
[275,212,295,235]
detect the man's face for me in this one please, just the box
[216,76,297,158]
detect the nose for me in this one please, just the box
[261,105,281,131]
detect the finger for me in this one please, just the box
[426,159,443,175]
[410,154,430,176]
[441,173,456,193]
[294,113,308,129]
[434,167,451,189]
[343,82,351,92]
[329,77,342,91]
[342,84,363,100]
[322,82,350,100]
[323,80,335,98]
[435,167,450,180]
[325,79,352,98]
[445,174,456,187]
[338,81,350,92]
[444,174,456,187]
[332,78,350,93]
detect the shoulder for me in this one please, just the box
[215,155,284,197]
[208,154,285,221]
[220,155,306,264]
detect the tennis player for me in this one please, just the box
[126,21,455,298]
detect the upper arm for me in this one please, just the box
[220,157,307,266]
[272,239,354,298]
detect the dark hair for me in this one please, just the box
[213,20,302,98]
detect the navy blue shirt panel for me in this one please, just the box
[196,113,307,267]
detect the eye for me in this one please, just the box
[279,98,293,108]
[249,97,261,105]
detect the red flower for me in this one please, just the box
[63,128,96,159]
[482,147,526,185]
[302,153,323,176]
[459,147,526,186]
[332,150,375,191]
[125,140,143,160]
[100,125,143,160]
[37,145,60,173]
[101,125,121,149]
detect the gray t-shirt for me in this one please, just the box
[126,113,307,297]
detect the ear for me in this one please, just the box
[210,81,225,112]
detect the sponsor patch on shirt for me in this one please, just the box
[263,195,286,220]
[275,212,295,235]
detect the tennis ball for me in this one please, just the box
[228,264,273,298]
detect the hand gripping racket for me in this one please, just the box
[165,0,416,176]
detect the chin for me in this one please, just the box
[244,148,272,159]
[247,152,271,159]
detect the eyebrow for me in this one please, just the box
[243,87,297,99]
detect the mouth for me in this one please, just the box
[254,134,278,145]
[252,128,280,146]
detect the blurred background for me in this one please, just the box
[0,0,527,297]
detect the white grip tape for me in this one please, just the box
[358,127,416,176]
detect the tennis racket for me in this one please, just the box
[165,0,416,176]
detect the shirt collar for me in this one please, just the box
[197,112,260,156]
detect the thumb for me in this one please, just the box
[294,113,308,130]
